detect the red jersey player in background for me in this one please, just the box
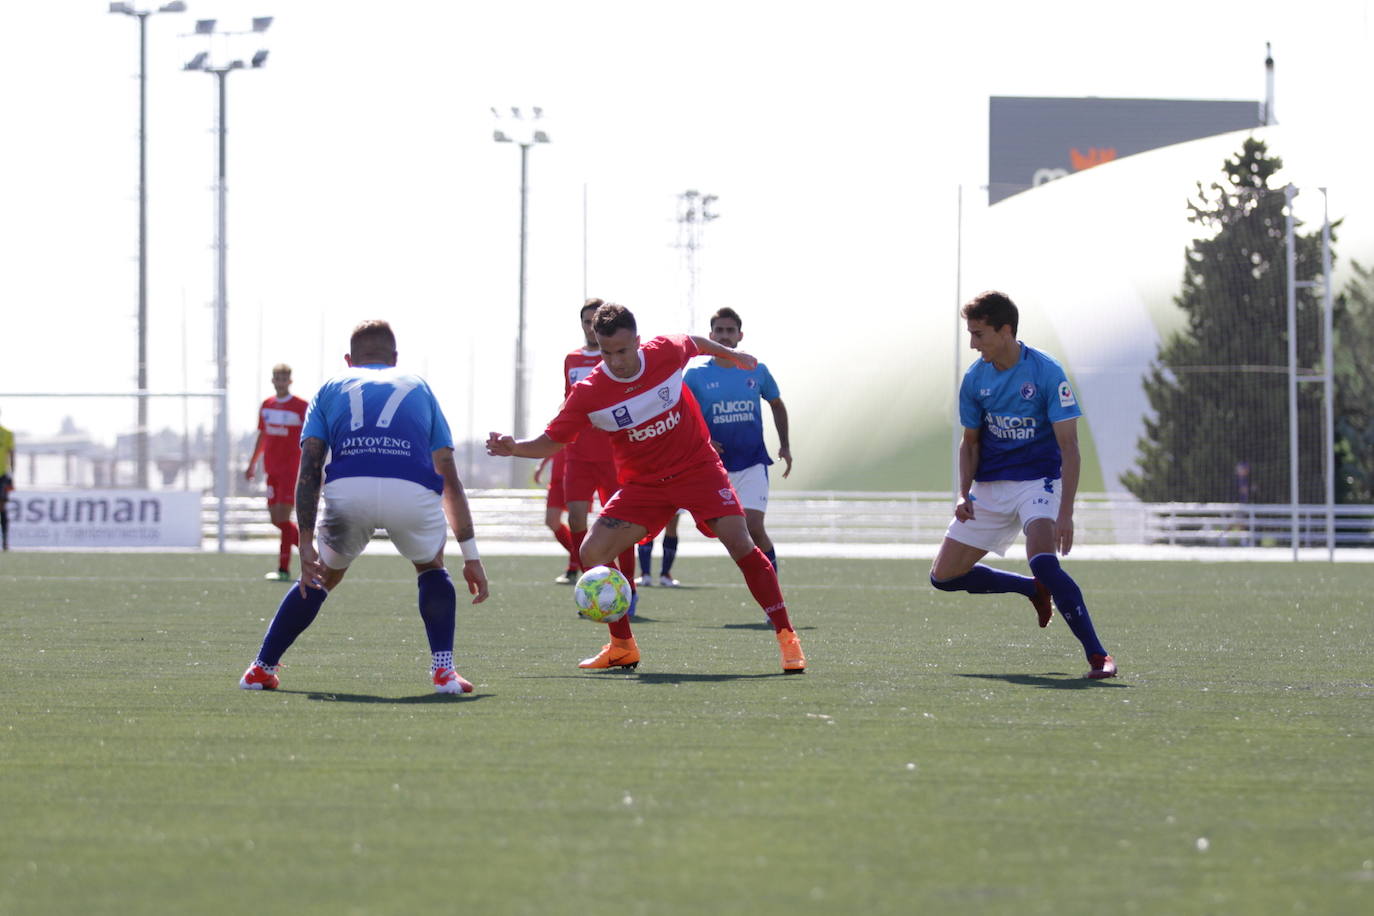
[535,451,579,583]
[245,363,309,581]
[561,299,637,606]
[488,303,804,674]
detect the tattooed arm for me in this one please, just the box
[294,437,328,595]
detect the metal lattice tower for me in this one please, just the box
[674,190,718,331]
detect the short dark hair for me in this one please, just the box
[350,319,397,357]
[581,297,603,319]
[593,302,636,337]
[710,307,742,330]
[961,291,1019,335]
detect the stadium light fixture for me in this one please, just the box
[183,15,273,550]
[108,0,187,489]
[491,106,551,484]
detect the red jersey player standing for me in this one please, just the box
[245,363,309,581]
[488,303,804,674]
[561,299,638,604]
[535,451,580,583]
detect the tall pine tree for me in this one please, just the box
[1122,138,1331,502]
[1335,261,1374,502]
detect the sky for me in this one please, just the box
[3,0,1370,487]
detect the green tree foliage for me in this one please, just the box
[1335,261,1374,502]
[1122,138,1331,502]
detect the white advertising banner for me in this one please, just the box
[5,490,203,548]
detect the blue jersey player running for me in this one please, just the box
[684,307,791,570]
[930,291,1117,679]
[238,320,490,695]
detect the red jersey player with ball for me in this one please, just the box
[488,303,805,674]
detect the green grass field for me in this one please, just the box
[2,553,1371,915]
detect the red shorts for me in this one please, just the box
[564,457,618,507]
[545,452,567,510]
[602,461,743,539]
[265,471,296,506]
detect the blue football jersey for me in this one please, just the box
[683,359,779,472]
[959,343,1081,482]
[302,364,454,494]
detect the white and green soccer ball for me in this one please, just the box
[573,565,633,623]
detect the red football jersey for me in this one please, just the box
[546,335,719,484]
[562,346,613,462]
[257,395,308,474]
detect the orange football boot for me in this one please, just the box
[578,636,640,670]
[777,629,806,674]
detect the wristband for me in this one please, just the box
[458,537,480,562]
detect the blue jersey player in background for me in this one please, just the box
[684,306,792,571]
[929,291,1117,679]
[239,320,490,695]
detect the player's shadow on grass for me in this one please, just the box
[956,673,1128,690]
[519,671,788,684]
[281,690,493,704]
[634,671,794,685]
[715,622,818,632]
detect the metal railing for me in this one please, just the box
[203,491,1374,549]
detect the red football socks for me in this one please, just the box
[737,547,792,632]
[274,519,298,571]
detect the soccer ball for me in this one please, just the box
[573,565,633,623]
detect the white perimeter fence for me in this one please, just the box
[205,490,1374,551]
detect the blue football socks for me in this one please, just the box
[764,548,777,572]
[661,536,679,577]
[1028,553,1106,658]
[637,541,653,578]
[257,584,329,667]
[930,563,1037,598]
[417,567,457,656]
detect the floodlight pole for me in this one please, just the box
[1284,184,1299,561]
[492,107,549,487]
[186,15,270,550]
[135,11,150,489]
[1320,189,1334,561]
[110,1,186,488]
[213,65,230,552]
[517,139,530,445]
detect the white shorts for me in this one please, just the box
[727,463,770,513]
[317,476,448,568]
[943,477,1061,557]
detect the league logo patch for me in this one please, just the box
[657,386,672,407]
[719,488,736,504]
[1058,381,1076,407]
[613,405,634,428]
[1020,382,1036,400]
